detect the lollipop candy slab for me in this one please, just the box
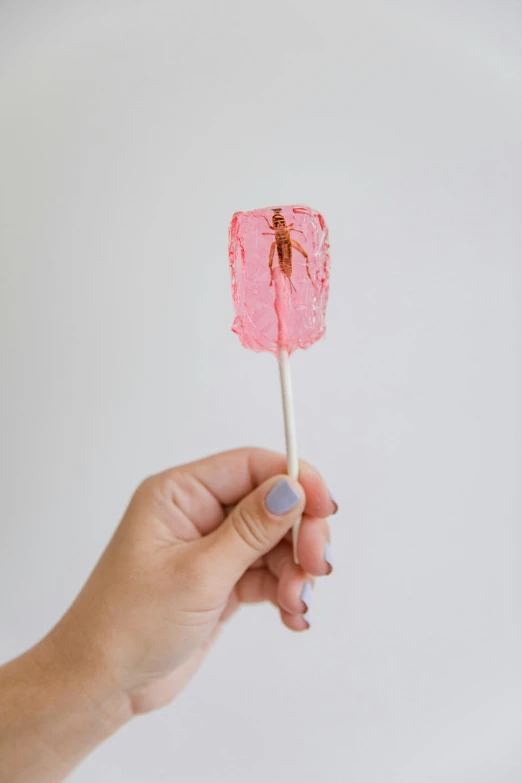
[228,204,330,562]
[229,205,330,354]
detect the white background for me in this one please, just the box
[1,1,521,780]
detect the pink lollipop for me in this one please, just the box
[229,204,330,560]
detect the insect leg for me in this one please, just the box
[262,215,275,231]
[291,239,313,282]
[268,242,276,286]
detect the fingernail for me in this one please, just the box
[324,541,333,572]
[300,580,313,627]
[329,490,338,514]
[266,479,301,515]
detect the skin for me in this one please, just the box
[0,448,335,782]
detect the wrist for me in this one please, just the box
[0,613,132,783]
[40,608,133,737]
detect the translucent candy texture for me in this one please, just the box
[229,205,330,355]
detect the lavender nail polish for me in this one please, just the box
[324,541,333,571]
[300,580,313,614]
[266,479,300,515]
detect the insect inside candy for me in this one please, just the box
[262,208,312,292]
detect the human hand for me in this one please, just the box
[51,448,336,716]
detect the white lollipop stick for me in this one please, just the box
[277,347,301,564]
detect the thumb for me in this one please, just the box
[207,476,305,580]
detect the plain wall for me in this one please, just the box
[1,1,521,780]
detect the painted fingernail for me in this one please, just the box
[300,580,313,627]
[300,580,313,612]
[324,541,333,573]
[266,479,301,515]
[329,491,338,514]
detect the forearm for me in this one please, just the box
[0,618,131,783]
